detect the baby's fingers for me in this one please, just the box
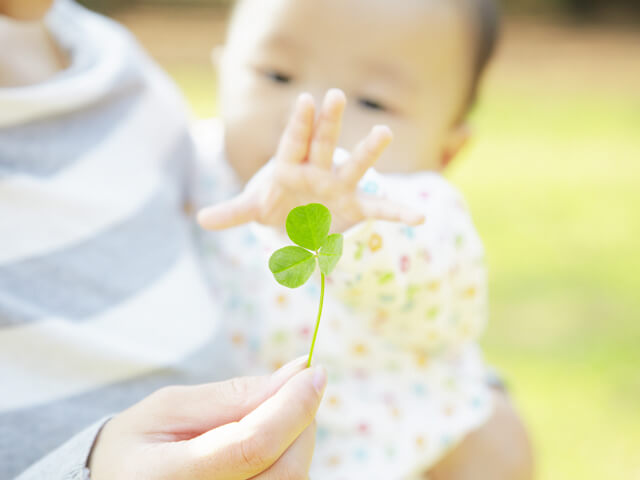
[197,194,257,230]
[339,125,393,187]
[275,93,316,165]
[308,89,346,170]
[359,196,425,226]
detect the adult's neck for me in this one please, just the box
[0,16,67,87]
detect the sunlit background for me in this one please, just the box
[80,1,640,478]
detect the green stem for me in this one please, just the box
[307,272,325,368]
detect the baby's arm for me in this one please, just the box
[329,172,488,354]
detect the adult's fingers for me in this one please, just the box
[275,93,315,165]
[308,89,346,170]
[133,356,308,437]
[249,422,317,480]
[180,366,327,480]
[339,125,393,187]
[359,195,425,226]
[197,193,257,230]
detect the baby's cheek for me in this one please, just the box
[389,126,441,173]
[224,119,269,181]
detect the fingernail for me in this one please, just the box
[312,366,327,395]
[271,356,308,382]
[298,92,314,106]
[326,88,346,104]
[373,125,393,140]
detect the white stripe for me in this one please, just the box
[0,250,219,412]
[0,90,184,264]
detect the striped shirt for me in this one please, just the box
[0,2,232,478]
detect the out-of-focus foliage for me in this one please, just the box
[78,0,231,13]
[503,0,640,19]
[80,0,640,21]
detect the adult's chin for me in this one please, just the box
[0,0,55,21]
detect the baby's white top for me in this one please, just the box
[194,119,493,479]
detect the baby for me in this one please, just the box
[196,0,530,478]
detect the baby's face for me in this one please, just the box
[219,0,474,182]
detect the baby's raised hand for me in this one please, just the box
[198,89,424,232]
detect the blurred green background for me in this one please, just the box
[93,1,640,478]
[81,0,640,19]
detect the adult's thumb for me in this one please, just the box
[132,356,308,435]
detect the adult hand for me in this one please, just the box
[89,357,326,479]
[197,89,424,233]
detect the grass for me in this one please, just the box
[452,81,640,479]
[165,58,640,479]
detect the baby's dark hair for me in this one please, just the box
[461,0,501,116]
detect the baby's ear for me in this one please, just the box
[440,122,472,170]
[210,45,225,71]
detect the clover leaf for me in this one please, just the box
[268,203,344,366]
[285,203,332,251]
[318,233,343,276]
[269,246,316,288]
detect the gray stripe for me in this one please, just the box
[0,187,185,327]
[0,80,144,179]
[0,325,238,480]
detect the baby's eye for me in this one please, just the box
[358,97,388,112]
[264,70,293,84]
